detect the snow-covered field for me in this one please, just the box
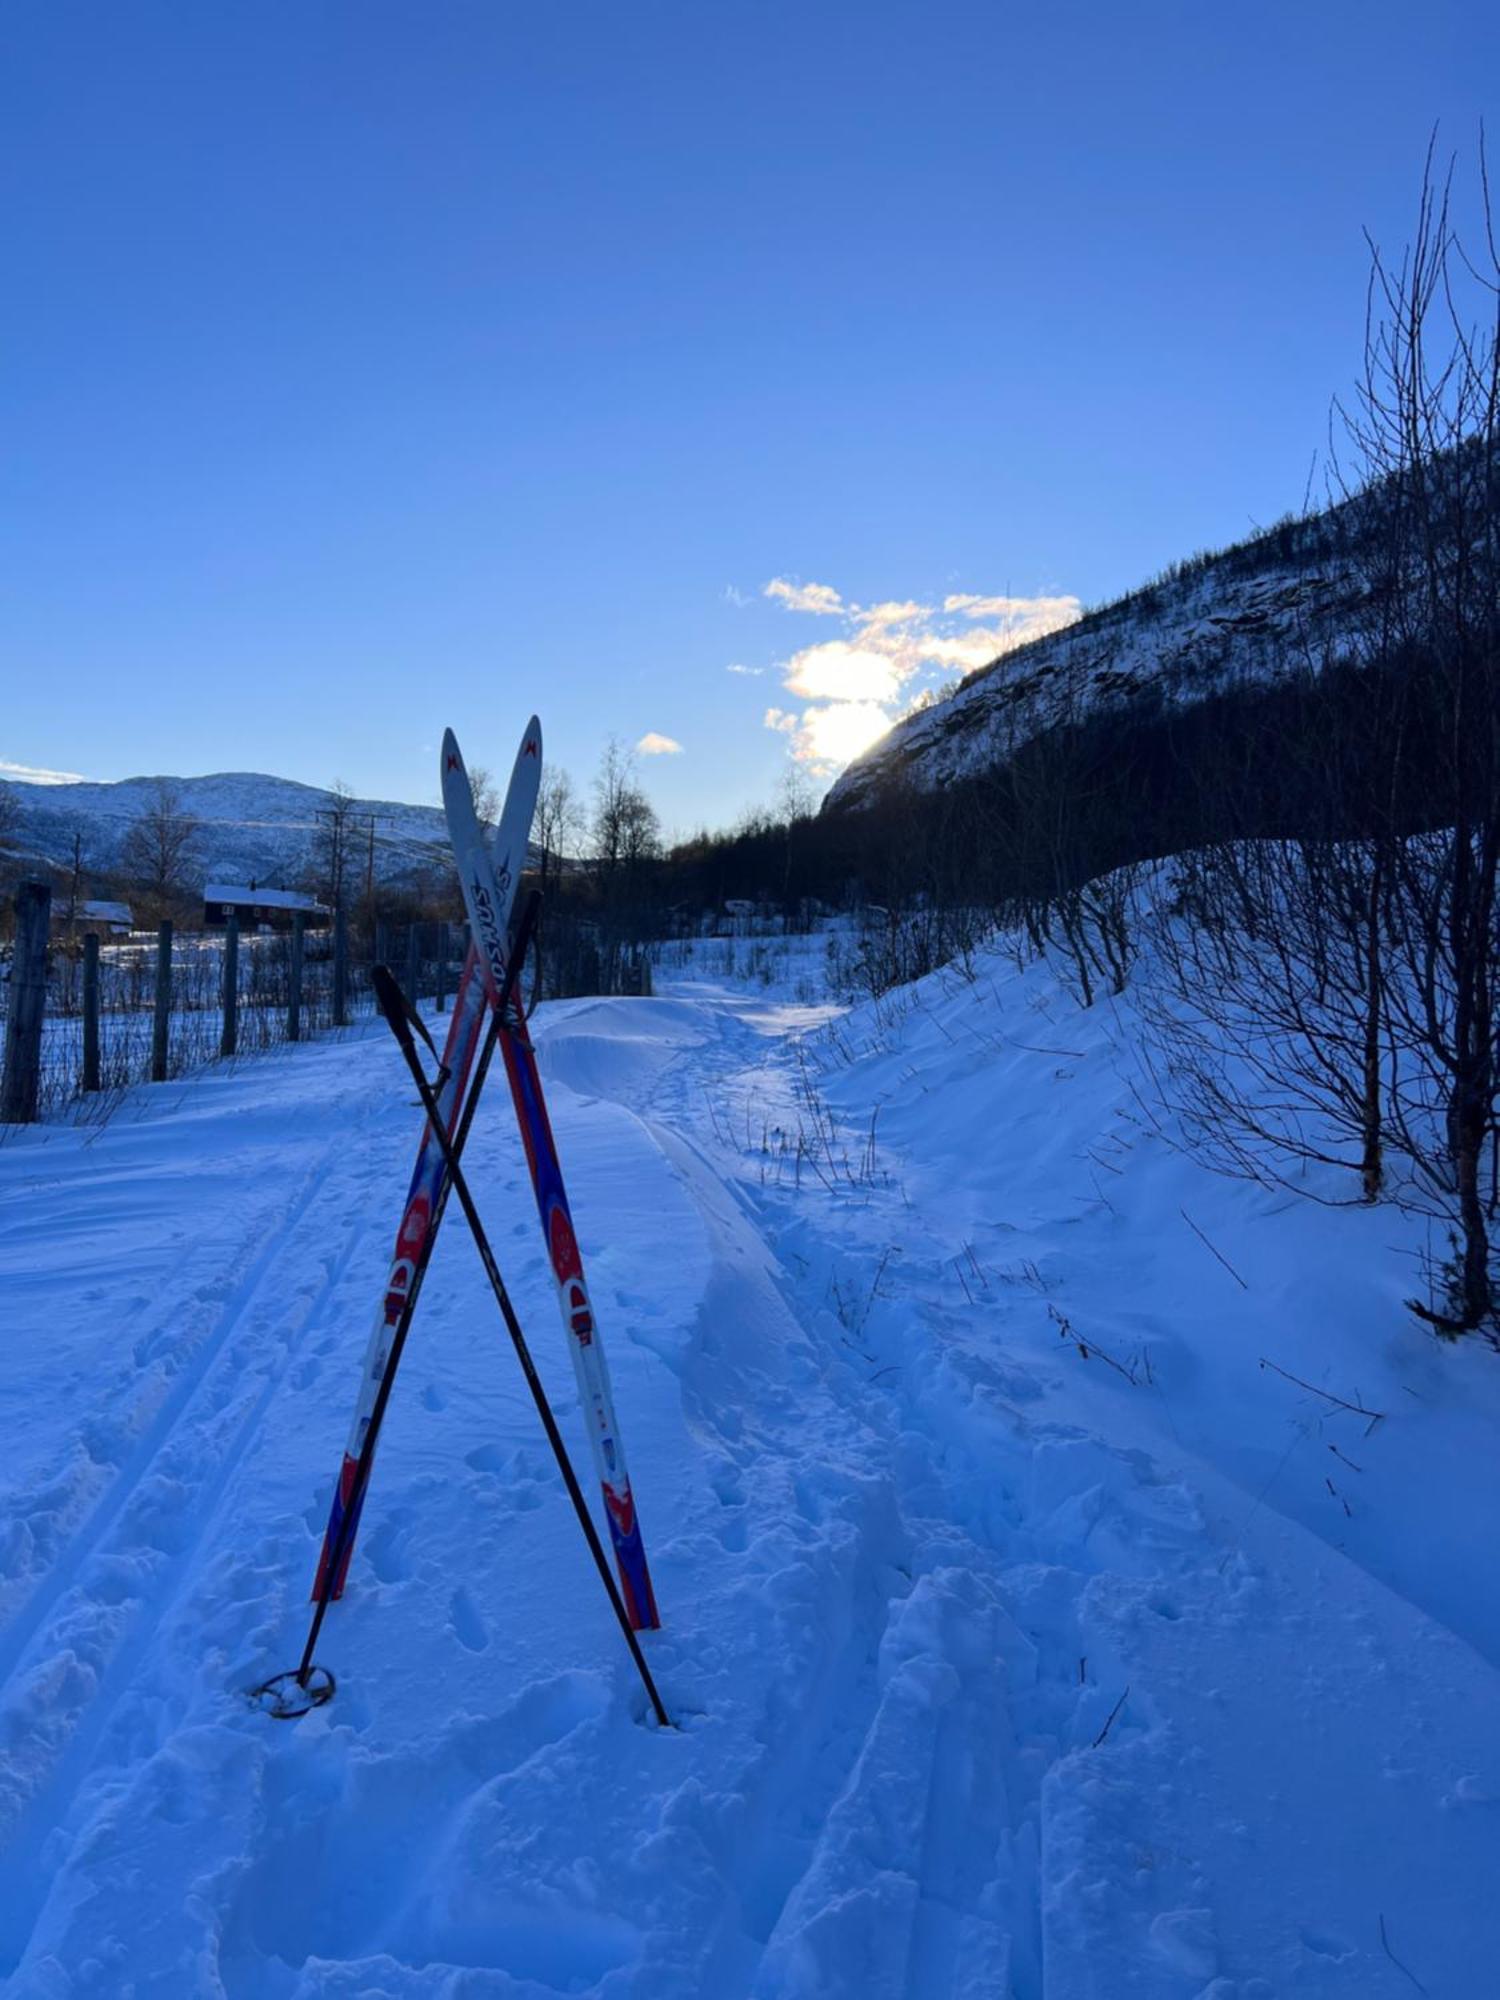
[2,933,1498,1997]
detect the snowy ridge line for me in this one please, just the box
[0,1134,378,1968]
[7,767,457,888]
[826,520,1362,810]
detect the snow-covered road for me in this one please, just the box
[2,943,1498,1997]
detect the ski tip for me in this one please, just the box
[441,727,464,779]
[520,715,542,764]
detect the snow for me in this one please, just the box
[6,772,457,889]
[826,527,1358,811]
[203,886,328,914]
[69,903,133,931]
[1,931,1497,1997]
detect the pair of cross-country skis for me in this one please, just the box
[256,718,663,1723]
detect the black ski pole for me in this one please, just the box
[253,898,543,1719]
[370,962,673,1730]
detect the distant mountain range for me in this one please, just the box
[0,770,452,892]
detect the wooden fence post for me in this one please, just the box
[151,920,173,1082]
[220,914,239,1059]
[288,914,304,1043]
[0,880,51,1122]
[435,922,448,1012]
[333,904,348,1028]
[82,931,100,1093]
[406,923,420,1008]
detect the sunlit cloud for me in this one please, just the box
[782,640,902,706]
[758,575,1082,774]
[637,731,683,756]
[764,577,845,617]
[857,599,929,631]
[0,758,86,786]
[763,702,891,768]
[798,702,893,766]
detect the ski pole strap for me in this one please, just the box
[372,963,445,1070]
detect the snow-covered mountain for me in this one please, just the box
[827,502,1367,811]
[2,769,452,890]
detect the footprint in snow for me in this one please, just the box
[366,1511,414,1585]
[449,1586,489,1652]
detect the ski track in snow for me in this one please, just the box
[2,948,1498,1997]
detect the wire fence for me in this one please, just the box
[1,901,659,1125]
[3,919,465,1122]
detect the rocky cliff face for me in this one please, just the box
[825,505,1368,812]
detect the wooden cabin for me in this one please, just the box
[202,882,329,931]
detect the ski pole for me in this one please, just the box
[255,901,542,1718]
[370,963,673,1730]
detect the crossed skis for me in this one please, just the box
[258,716,664,1723]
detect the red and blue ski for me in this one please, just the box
[441,728,660,1630]
[311,717,542,1600]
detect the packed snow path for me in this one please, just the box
[2,943,1498,1998]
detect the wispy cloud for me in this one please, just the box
[722,584,751,608]
[764,577,845,617]
[724,662,764,677]
[0,758,86,786]
[637,731,684,756]
[944,591,1082,627]
[760,578,1081,774]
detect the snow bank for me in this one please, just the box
[0,931,1496,1996]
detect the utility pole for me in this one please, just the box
[68,829,83,942]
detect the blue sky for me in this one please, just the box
[2,1,1495,833]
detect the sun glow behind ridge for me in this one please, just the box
[757,577,1080,777]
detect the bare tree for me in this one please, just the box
[309,780,359,914]
[776,763,817,825]
[776,762,818,907]
[591,738,639,881]
[120,781,202,912]
[1142,830,1397,1199]
[1338,143,1500,1328]
[618,786,661,868]
[467,763,501,833]
[589,736,662,953]
[535,762,580,895]
[1142,143,1500,1332]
